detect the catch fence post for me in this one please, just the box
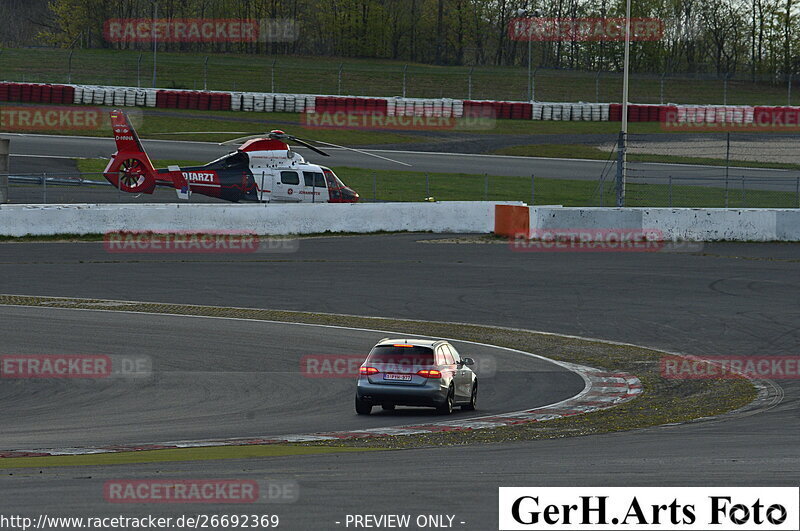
[723,74,729,105]
[724,175,730,209]
[600,180,604,207]
[725,132,731,207]
[0,139,8,204]
[668,175,672,207]
[615,131,625,207]
[596,71,601,103]
[68,49,74,84]
[741,177,746,207]
[796,175,800,208]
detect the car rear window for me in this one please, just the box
[366,345,435,367]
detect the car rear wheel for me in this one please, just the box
[355,396,372,415]
[381,404,395,411]
[436,386,454,415]
[462,381,477,411]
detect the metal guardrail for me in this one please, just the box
[1,172,145,205]
[7,174,113,186]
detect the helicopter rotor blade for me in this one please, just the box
[285,136,329,157]
[148,132,409,166]
[219,134,270,146]
[306,140,412,167]
[149,132,255,135]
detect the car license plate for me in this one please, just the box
[384,373,412,381]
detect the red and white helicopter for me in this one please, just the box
[103,110,408,203]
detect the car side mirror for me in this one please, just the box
[462,357,475,366]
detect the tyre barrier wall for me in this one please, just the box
[0,201,524,237]
[523,206,800,241]
[156,90,231,111]
[315,97,388,115]
[0,82,76,105]
[614,104,761,125]
[0,81,795,124]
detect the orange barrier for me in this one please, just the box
[494,205,530,237]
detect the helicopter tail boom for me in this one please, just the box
[103,110,159,194]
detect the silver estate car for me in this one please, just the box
[355,338,477,415]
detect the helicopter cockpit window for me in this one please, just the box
[303,172,326,188]
[323,169,346,187]
[204,152,249,170]
[281,171,300,185]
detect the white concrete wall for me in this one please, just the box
[4,203,797,240]
[0,201,522,237]
[530,207,800,241]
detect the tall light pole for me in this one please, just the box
[0,139,9,204]
[151,0,158,88]
[517,8,542,102]
[616,0,632,207]
[528,31,532,101]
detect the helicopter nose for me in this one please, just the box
[343,188,360,202]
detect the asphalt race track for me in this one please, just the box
[0,305,582,449]
[0,235,799,528]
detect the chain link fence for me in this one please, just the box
[3,173,220,204]
[1,171,539,205]
[626,175,800,208]
[5,167,800,208]
[2,48,799,105]
[592,132,800,207]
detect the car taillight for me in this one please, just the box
[359,367,379,375]
[417,369,442,378]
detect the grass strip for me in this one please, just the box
[0,445,378,469]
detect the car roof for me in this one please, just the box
[374,338,444,348]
